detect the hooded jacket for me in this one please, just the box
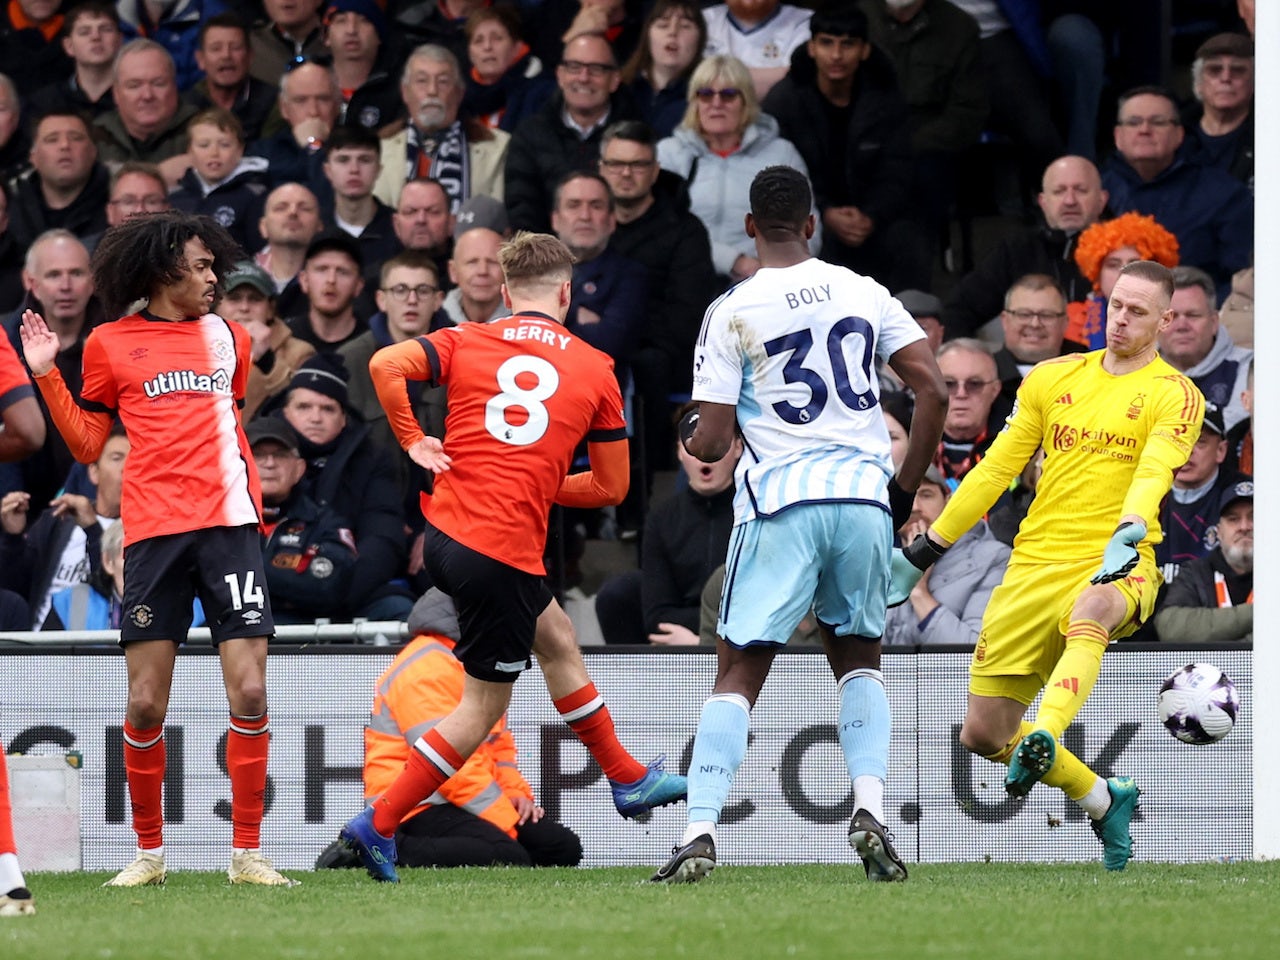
[94,101,201,166]
[1179,326,1251,433]
[882,523,1010,647]
[169,155,270,252]
[656,114,821,275]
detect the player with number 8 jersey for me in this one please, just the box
[381,308,626,575]
[343,232,687,883]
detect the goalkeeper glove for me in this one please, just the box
[888,534,949,607]
[886,476,914,530]
[1090,520,1147,584]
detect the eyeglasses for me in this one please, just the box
[109,195,168,212]
[695,87,742,103]
[285,53,333,72]
[1117,115,1179,129]
[599,158,655,172]
[1203,62,1250,79]
[1005,308,1066,324]
[559,60,616,78]
[386,283,439,301]
[943,378,997,396]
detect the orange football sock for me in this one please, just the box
[0,747,16,856]
[1035,619,1109,738]
[553,683,646,784]
[227,713,270,849]
[371,729,464,836]
[123,721,166,849]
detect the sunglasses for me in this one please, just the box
[285,53,334,72]
[695,87,742,103]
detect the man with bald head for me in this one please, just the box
[3,230,106,505]
[255,182,324,319]
[440,227,509,326]
[942,155,1107,340]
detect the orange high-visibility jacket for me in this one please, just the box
[363,634,534,838]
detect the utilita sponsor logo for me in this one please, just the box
[143,369,231,398]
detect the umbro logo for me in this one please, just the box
[1056,394,1073,405]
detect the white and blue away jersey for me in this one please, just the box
[691,258,925,523]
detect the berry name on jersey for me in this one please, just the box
[501,325,574,350]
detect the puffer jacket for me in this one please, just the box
[657,114,821,276]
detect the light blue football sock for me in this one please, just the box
[686,693,752,825]
[837,668,890,785]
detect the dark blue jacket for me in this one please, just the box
[261,489,359,621]
[169,157,270,253]
[1101,155,1253,299]
[566,245,648,391]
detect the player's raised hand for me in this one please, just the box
[18,310,60,376]
[1091,520,1146,584]
[407,435,452,474]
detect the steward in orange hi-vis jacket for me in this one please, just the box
[340,589,582,869]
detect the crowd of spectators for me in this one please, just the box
[0,0,1255,644]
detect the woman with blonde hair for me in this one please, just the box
[657,54,819,283]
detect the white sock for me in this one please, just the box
[140,845,164,858]
[853,775,885,824]
[0,852,26,893]
[1077,777,1112,819]
[682,820,717,845]
[233,847,256,855]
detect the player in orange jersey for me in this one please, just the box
[19,212,298,889]
[338,231,686,882]
[1,335,42,916]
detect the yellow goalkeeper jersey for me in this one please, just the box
[933,350,1204,563]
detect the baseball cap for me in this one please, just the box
[895,289,943,319]
[304,232,364,270]
[1218,479,1253,514]
[324,0,387,42]
[921,464,948,491]
[1201,402,1226,437]
[245,417,300,452]
[1195,32,1253,61]
[223,261,275,298]
[453,194,510,240]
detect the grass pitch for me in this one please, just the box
[4,862,1277,960]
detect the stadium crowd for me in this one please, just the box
[0,0,1255,645]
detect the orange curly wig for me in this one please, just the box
[1073,213,1180,290]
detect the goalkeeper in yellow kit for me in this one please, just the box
[890,261,1203,870]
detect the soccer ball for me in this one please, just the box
[1157,663,1240,744]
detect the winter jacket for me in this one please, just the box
[941,221,1094,340]
[1179,103,1253,191]
[566,245,648,389]
[169,156,270,252]
[0,5,72,98]
[184,75,279,142]
[1152,547,1251,643]
[0,508,106,623]
[363,596,534,836]
[610,184,718,372]
[244,320,315,422]
[93,102,201,166]
[656,115,821,276]
[1178,326,1252,433]
[624,73,689,140]
[462,50,556,135]
[882,523,1010,646]
[296,416,407,614]
[345,65,406,135]
[860,0,988,155]
[641,482,735,635]
[6,162,111,250]
[504,90,641,233]
[246,127,331,199]
[25,76,115,126]
[260,488,359,620]
[761,44,911,227]
[248,22,325,87]
[117,0,227,92]
[1100,154,1253,299]
[373,122,509,210]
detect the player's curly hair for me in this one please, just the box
[1073,213,1179,290]
[91,211,244,317]
[749,165,812,236]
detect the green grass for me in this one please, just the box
[4,862,1278,960]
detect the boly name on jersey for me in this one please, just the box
[784,285,832,310]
